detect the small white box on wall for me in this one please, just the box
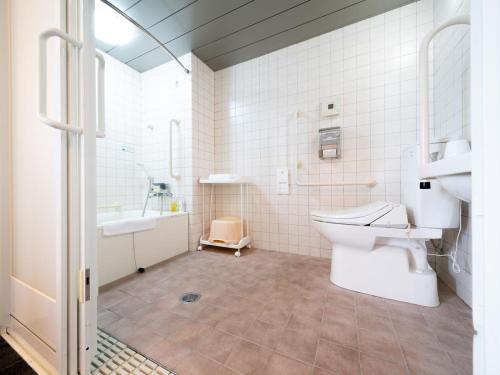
[276,168,289,195]
[320,96,341,117]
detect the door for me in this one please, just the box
[5,0,98,373]
[8,0,70,372]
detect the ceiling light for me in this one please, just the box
[95,1,137,46]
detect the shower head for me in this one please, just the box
[136,161,153,181]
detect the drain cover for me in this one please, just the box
[180,292,201,304]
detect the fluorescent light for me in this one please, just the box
[95,1,137,46]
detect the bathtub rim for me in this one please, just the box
[96,210,188,229]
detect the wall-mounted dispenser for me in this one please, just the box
[319,126,341,159]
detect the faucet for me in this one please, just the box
[136,162,172,216]
[148,182,173,215]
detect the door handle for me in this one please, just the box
[38,28,83,133]
[95,51,106,138]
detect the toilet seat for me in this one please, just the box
[311,201,403,226]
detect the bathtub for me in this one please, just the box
[97,210,188,287]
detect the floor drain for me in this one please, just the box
[180,292,201,304]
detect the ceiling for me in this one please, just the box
[97,0,414,72]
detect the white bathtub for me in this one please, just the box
[97,210,188,287]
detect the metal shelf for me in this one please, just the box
[199,176,251,257]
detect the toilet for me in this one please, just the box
[312,147,461,307]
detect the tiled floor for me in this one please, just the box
[98,248,473,375]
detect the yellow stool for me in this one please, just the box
[208,216,242,245]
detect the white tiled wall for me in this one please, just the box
[98,52,214,250]
[97,54,143,211]
[190,55,215,250]
[141,54,215,251]
[141,55,193,211]
[433,0,470,141]
[97,53,193,214]
[213,1,433,257]
[432,0,472,306]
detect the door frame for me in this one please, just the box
[471,0,500,374]
[62,0,99,372]
[75,0,98,372]
[0,0,11,335]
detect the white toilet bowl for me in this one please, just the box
[312,201,442,307]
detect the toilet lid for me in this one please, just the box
[311,201,394,225]
[312,201,390,220]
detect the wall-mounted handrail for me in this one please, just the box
[418,15,470,172]
[169,119,180,179]
[96,202,122,212]
[295,179,376,187]
[95,51,106,138]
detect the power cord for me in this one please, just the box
[451,204,462,273]
[424,204,462,274]
[132,233,145,273]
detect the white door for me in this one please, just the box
[5,0,98,373]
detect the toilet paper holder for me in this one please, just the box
[319,126,341,159]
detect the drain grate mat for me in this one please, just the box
[91,329,176,375]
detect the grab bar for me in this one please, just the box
[95,51,106,138]
[418,15,470,173]
[169,119,180,179]
[38,28,83,133]
[295,161,375,187]
[295,180,376,187]
[97,202,122,212]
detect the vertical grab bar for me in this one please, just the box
[169,119,181,179]
[95,51,106,138]
[38,28,83,133]
[418,15,470,172]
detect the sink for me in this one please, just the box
[419,140,471,202]
[437,172,471,202]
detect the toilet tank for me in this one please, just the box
[402,145,459,229]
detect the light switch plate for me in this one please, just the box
[320,96,341,117]
[276,168,289,195]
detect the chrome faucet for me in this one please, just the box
[147,182,173,216]
[137,162,172,216]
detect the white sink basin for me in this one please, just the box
[419,151,471,202]
[437,172,471,202]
